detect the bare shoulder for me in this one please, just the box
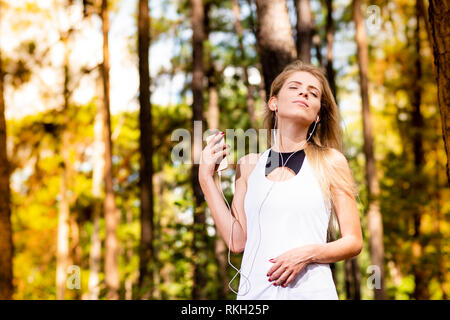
[236,152,263,183]
[325,147,355,193]
[326,148,349,167]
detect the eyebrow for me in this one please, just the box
[287,81,321,94]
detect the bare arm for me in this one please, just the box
[199,142,255,253]
[310,150,363,263]
[199,174,246,253]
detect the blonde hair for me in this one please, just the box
[263,60,358,242]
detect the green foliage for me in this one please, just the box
[3,0,449,301]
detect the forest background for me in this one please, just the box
[0,0,448,300]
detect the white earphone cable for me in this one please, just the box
[217,108,319,297]
[218,170,251,295]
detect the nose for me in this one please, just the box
[299,90,308,98]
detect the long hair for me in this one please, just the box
[263,60,358,242]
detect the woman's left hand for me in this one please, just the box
[266,244,320,287]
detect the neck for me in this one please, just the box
[272,119,309,153]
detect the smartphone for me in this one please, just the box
[206,133,228,172]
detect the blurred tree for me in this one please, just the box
[100,0,120,300]
[0,1,13,300]
[88,75,103,300]
[410,0,427,299]
[56,29,72,301]
[204,0,228,299]
[324,0,336,99]
[231,0,256,127]
[352,0,386,300]
[294,0,313,64]
[190,0,208,300]
[320,0,342,289]
[419,0,449,298]
[245,0,267,105]
[345,256,361,300]
[80,0,103,301]
[137,0,156,300]
[370,0,449,300]
[425,0,450,185]
[254,0,296,100]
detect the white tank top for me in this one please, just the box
[236,148,338,300]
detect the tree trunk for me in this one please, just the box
[245,0,267,110]
[324,0,339,284]
[254,0,297,101]
[204,4,228,297]
[411,1,428,299]
[70,212,82,299]
[125,205,134,300]
[0,26,13,301]
[312,31,323,67]
[87,82,104,299]
[56,33,71,300]
[325,0,337,99]
[421,0,450,294]
[417,0,434,75]
[190,0,208,300]
[152,172,164,299]
[344,259,352,299]
[101,0,120,300]
[433,142,448,299]
[88,202,102,299]
[204,76,228,299]
[344,257,361,300]
[137,0,155,300]
[294,0,313,64]
[231,0,257,127]
[426,0,450,185]
[353,0,386,300]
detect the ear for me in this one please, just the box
[268,97,277,112]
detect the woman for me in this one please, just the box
[198,60,363,299]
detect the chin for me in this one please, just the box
[290,112,311,121]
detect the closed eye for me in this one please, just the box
[287,81,321,97]
[290,86,318,97]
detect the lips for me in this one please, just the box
[292,100,309,108]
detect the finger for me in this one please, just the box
[213,149,229,163]
[268,264,286,282]
[213,143,230,156]
[274,269,293,286]
[206,132,221,147]
[270,266,287,282]
[206,143,220,159]
[212,146,229,157]
[215,131,225,143]
[267,261,282,278]
[281,272,297,288]
[211,141,225,153]
[207,131,224,147]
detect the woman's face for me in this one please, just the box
[271,71,322,124]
